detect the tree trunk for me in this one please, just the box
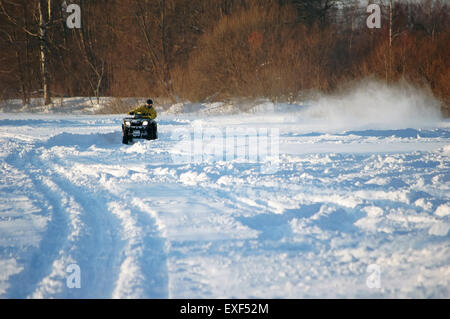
[160,0,175,102]
[388,0,393,82]
[23,4,31,105]
[389,0,393,48]
[39,0,51,105]
[15,50,27,105]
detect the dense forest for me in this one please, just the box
[0,0,449,113]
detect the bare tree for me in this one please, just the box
[135,0,176,102]
[290,0,340,26]
[72,0,108,105]
[38,0,53,105]
[0,0,55,105]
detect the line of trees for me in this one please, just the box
[0,0,449,112]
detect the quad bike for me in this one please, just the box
[122,114,158,144]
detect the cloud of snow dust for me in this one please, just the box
[301,80,443,129]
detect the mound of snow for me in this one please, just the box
[179,172,209,186]
[435,204,450,217]
[429,223,450,236]
[441,145,450,156]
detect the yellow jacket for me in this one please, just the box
[129,104,157,120]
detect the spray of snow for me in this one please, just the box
[301,80,442,129]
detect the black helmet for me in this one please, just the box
[146,99,153,106]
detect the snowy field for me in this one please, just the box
[0,91,449,298]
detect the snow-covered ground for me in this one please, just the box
[0,90,449,298]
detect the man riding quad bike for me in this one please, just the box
[122,99,158,144]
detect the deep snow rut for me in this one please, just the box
[108,199,168,298]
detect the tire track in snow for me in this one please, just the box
[27,145,125,298]
[28,176,85,298]
[5,142,120,298]
[129,198,169,298]
[48,173,169,298]
[28,129,168,298]
[37,168,123,298]
[107,202,146,298]
[46,163,170,298]
[104,196,168,299]
[39,152,169,298]
[107,200,168,298]
[4,143,72,298]
[3,167,83,298]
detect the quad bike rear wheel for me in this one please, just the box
[146,122,158,140]
[122,127,129,144]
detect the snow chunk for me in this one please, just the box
[217,175,244,186]
[441,145,450,156]
[414,199,433,211]
[365,177,389,185]
[124,141,152,154]
[364,206,384,217]
[354,206,384,232]
[429,223,450,236]
[179,172,208,186]
[435,204,450,217]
